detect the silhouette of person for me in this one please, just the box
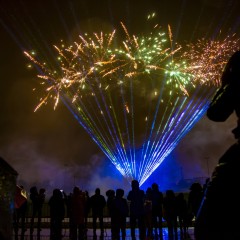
[29,186,39,235]
[162,190,177,240]
[194,50,240,240]
[48,188,65,240]
[29,186,46,237]
[144,187,153,239]
[70,186,86,240]
[106,189,116,239]
[65,191,76,240]
[151,182,164,239]
[187,182,203,223]
[112,188,129,240]
[84,190,90,236]
[175,192,188,238]
[90,188,106,239]
[37,188,46,232]
[13,185,28,240]
[127,180,146,240]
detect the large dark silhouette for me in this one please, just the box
[127,180,146,240]
[194,50,240,240]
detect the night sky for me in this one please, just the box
[0,0,239,197]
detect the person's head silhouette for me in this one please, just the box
[131,180,139,190]
[207,51,240,124]
[95,188,100,195]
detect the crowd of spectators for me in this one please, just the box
[13,180,204,240]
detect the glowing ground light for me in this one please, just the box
[25,23,239,186]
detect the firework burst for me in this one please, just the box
[25,23,239,185]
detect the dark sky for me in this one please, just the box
[0,0,239,197]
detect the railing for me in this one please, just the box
[17,201,194,229]
[26,202,112,218]
[13,202,196,240]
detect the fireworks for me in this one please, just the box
[25,23,239,186]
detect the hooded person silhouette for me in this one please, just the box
[194,51,240,240]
